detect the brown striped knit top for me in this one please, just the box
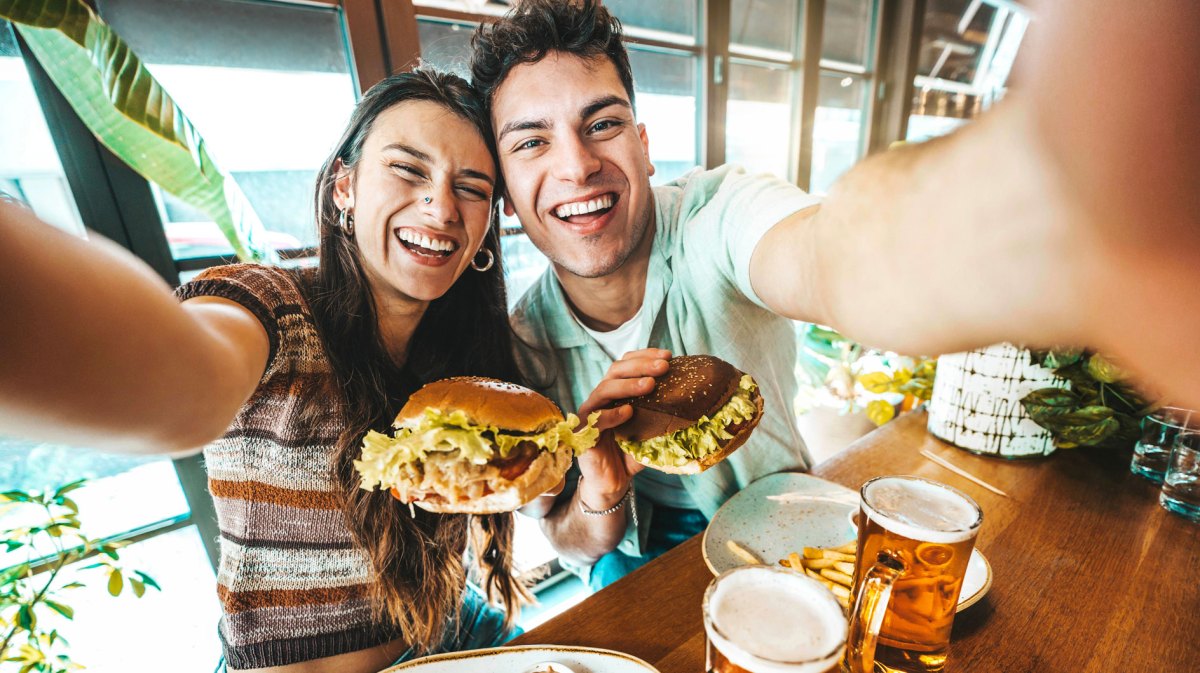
[177,264,397,669]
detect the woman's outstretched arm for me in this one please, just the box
[0,203,269,454]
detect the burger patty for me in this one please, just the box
[489,441,540,481]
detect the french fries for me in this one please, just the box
[780,541,858,611]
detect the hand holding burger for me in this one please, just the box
[613,355,763,473]
[354,377,599,513]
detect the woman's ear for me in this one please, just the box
[333,158,354,211]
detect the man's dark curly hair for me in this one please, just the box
[470,0,636,111]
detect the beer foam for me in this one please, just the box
[862,477,980,544]
[705,567,845,673]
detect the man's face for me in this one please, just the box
[491,52,655,279]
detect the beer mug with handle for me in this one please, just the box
[704,565,847,673]
[843,476,983,673]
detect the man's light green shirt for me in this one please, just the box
[511,165,819,557]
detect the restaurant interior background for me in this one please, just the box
[0,0,1030,669]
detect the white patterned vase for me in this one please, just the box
[926,343,1066,458]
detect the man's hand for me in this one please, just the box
[574,348,670,511]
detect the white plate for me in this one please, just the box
[382,645,660,673]
[702,472,991,612]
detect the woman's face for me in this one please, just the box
[334,100,497,306]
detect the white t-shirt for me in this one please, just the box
[570,301,649,361]
[569,301,697,510]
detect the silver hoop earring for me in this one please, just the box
[338,208,354,235]
[470,247,495,272]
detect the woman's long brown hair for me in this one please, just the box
[291,69,532,653]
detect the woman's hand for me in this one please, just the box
[573,348,671,511]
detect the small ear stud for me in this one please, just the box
[423,196,432,204]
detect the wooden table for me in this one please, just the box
[512,411,1200,672]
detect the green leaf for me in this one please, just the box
[133,571,161,591]
[43,601,74,620]
[18,603,36,631]
[50,479,87,501]
[60,582,85,591]
[60,497,79,514]
[1086,354,1128,384]
[866,399,896,426]
[0,490,32,503]
[1021,387,1080,424]
[0,0,276,263]
[130,578,145,598]
[1044,348,1084,370]
[106,569,123,597]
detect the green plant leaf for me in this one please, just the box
[1044,348,1083,370]
[50,480,87,502]
[18,603,36,631]
[106,569,123,597]
[0,490,32,503]
[133,571,160,591]
[1021,387,1080,425]
[1086,354,1128,384]
[59,582,85,591]
[0,0,276,263]
[130,578,145,598]
[42,601,74,620]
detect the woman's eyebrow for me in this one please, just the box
[383,143,494,185]
[381,142,431,162]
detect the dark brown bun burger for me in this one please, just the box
[354,377,598,514]
[614,355,764,474]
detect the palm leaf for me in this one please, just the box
[0,0,276,263]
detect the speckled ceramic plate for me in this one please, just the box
[381,645,659,673]
[702,472,992,612]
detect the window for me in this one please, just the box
[0,24,83,236]
[726,61,793,178]
[810,0,878,194]
[629,46,699,184]
[725,0,801,180]
[907,0,1030,141]
[417,18,475,80]
[1,21,215,673]
[96,0,358,263]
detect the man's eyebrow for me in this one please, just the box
[581,95,631,120]
[381,142,432,163]
[498,118,551,143]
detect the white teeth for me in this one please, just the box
[554,194,614,218]
[397,229,458,253]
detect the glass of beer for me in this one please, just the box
[703,565,846,673]
[843,476,983,673]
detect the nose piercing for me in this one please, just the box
[423,196,432,204]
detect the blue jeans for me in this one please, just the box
[215,584,519,672]
[587,505,708,591]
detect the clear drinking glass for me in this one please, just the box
[1132,407,1195,483]
[703,565,846,673]
[843,476,983,673]
[1160,431,1200,522]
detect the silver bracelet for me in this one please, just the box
[577,474,638,527]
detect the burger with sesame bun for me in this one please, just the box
[354,377,599,514]
[613,355,764,474]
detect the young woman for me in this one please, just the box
[0,69,662,673]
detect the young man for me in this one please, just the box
[472,0,829,589]
[470,0,1200,588]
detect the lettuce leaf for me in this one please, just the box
[618,375,758,468]
[355,409,599,491]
